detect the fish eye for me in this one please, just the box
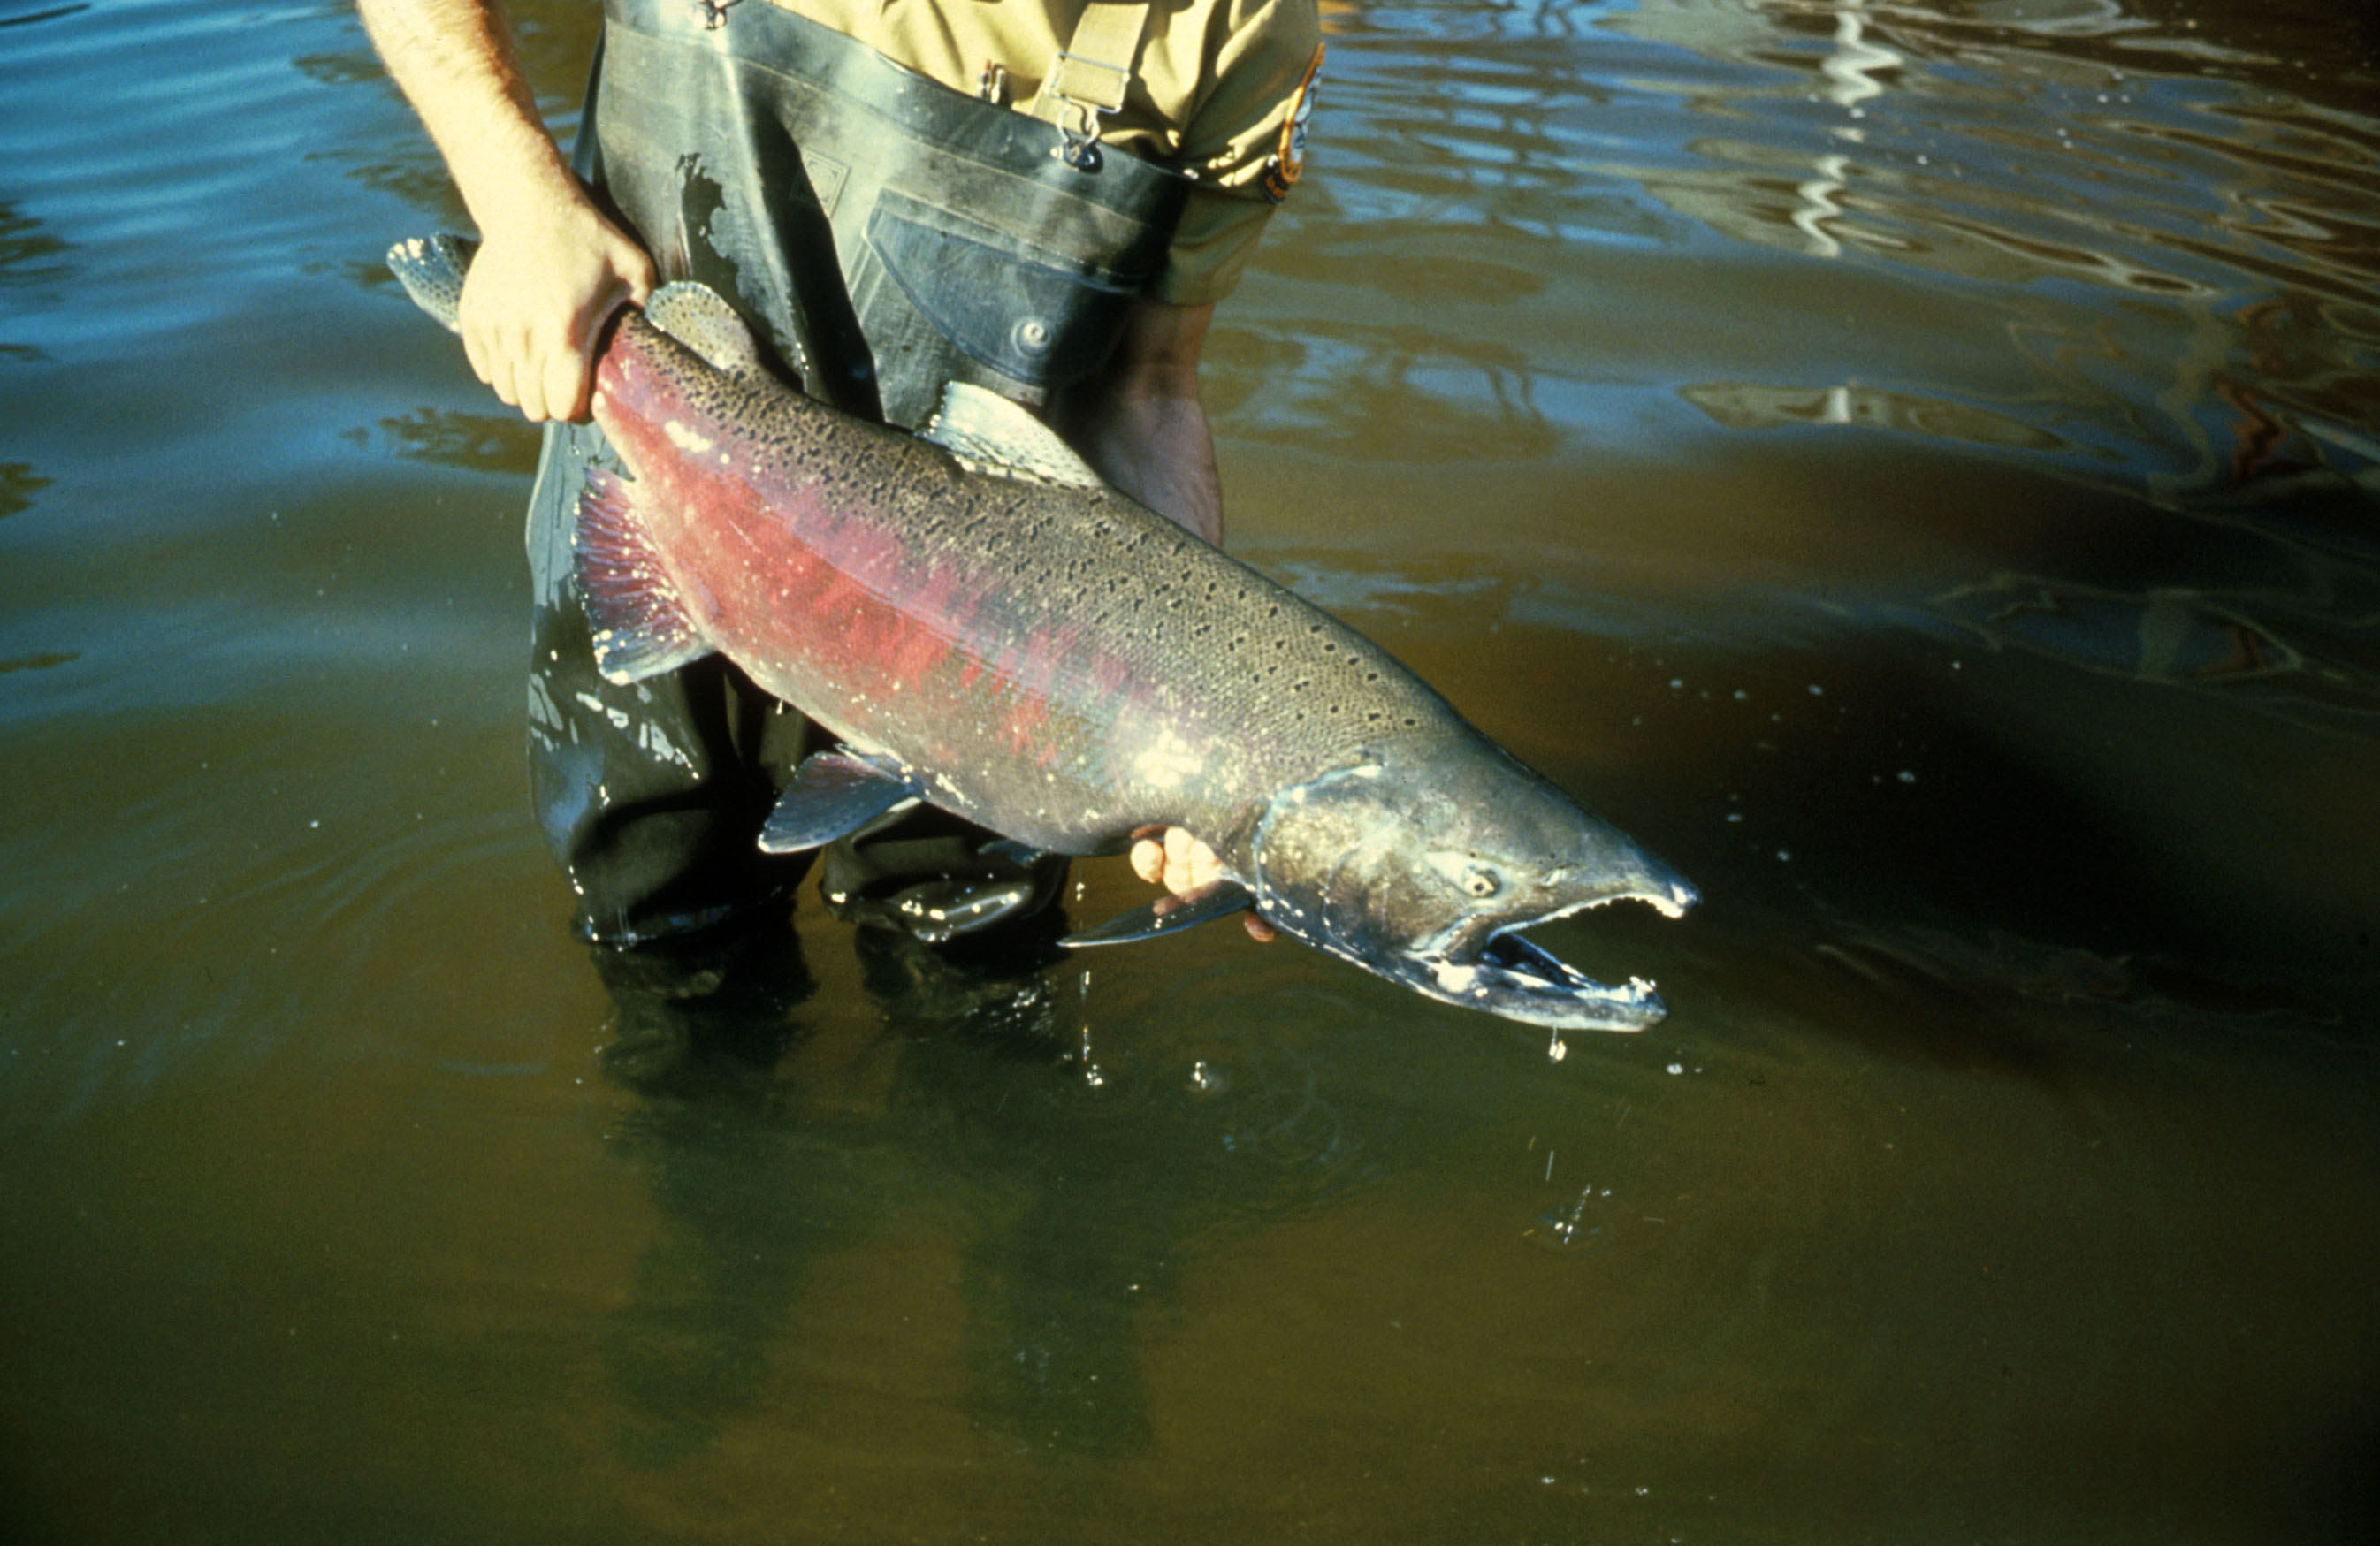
[1462,864,1501,899]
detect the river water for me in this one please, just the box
[4,0,2377,1539]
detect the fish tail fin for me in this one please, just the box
[386,233,476,335]
[575,466,713,683]
[645,283,775,385]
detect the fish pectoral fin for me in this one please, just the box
[920,382,1108,491]
[1059,879,1255,949]
[759,750,926,854]
[575,465,713,684]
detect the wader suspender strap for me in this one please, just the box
[1026,0,1158,167]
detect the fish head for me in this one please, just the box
[1247,745,1696,1032]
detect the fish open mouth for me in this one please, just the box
[1417,884,1692,1033]
[1454,926,1667,1032]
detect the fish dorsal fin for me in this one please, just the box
[644,282,770,384]
[920,381,1107,491]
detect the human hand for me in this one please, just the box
[1130,827,1276,942]
[458,195,655,423]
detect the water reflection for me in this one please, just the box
[1224,324,1566,455]
[1819,916,2345,1023]
[345,406,545,475]
[0,197,71,289]
[0,460,50,518]
[1683,377,2070,447]
[1270,0,2380,517]
[591,917,825,1465]
[585,908,1392,1466]
[0,4,93,27]
[1934,569,2380,723]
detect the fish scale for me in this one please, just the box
[600,312,1456,857]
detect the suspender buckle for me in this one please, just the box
[1042,50,1128,171]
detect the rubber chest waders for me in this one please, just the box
[525,0,1191,945]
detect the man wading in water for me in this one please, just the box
[359,0,1316,964]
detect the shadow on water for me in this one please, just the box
[0,461,51,519]
[586,917,830,1467]
[585,907,1391,1472]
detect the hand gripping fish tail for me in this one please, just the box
[386,233,1698,1034]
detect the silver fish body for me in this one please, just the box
[389,234,1696,1031]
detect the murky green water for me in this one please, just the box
[4,0,2377,1539]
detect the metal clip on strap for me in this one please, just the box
[1027,0,1154,169]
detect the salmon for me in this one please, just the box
[390,233,1695,1032]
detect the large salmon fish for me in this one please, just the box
[390,235,1695,1032]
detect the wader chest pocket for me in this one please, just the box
[866,192,1145,392]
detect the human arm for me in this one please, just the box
[357,0,653,422]
[1057,295,1224,546]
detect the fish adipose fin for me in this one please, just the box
[1060,879,1255,948]
[576,465,713,684]
[759,750,927,854]
[921,382,1108,491]
[644,283,773,385]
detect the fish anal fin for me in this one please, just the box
[575,465,711,684]
[1060,879,1255,948]
[759,750,927,854]
[921,382,1107,491]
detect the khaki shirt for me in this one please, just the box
[768,0,1323,303]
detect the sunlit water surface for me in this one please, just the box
[4,0,2377,1539]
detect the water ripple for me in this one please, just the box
[1254,0,2380,505]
